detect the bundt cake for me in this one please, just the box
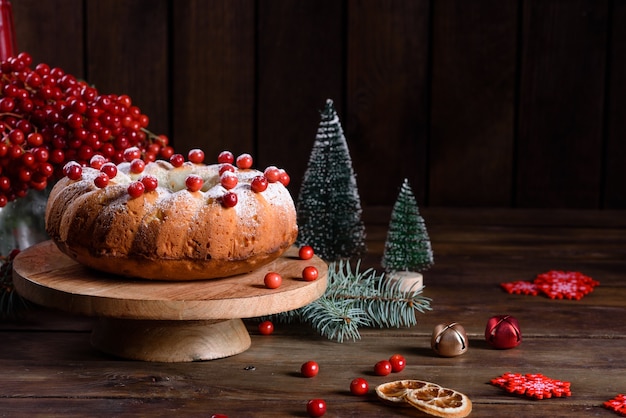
[45,149,298,280]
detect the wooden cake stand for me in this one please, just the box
[12,241,328,362]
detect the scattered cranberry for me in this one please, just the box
[188,148,205,164]
[299,246,314,260]
[100,162,117,179]
[350,378,369,396]
[306,399,326,417]
[220,192,238,208]
[264,166,281,183]
[258,320,274,335]
[389,354,406,373]
[374,360,392,376]
[94,172,109,188]
[302,266,319,282]
[236,153,253,169]
[141,175,158,192]
[220,171,238,189]
[250,175,268,193]
[301,361,319,378]
[130,158,145,174]
[264,272,282,289]
[217,150,234,164]
[170,153,185,167]
[127,181,145,198]
[210,415,228,418]
[185,175,203,192]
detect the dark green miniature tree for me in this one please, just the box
[382,178,433,272]
[296,99,366,261]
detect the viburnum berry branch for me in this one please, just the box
[0,51,174,207]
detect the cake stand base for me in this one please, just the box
[12,241,328,362]
[91,318,251,362]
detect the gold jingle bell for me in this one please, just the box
[431,322,469,357]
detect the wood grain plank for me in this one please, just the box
[603,0,626,208]
[171,0,255,158]
[429,0,518,206]
[346,0,430,206]
[256,0,344,198]
[12,0,84,76]
[86,0,169,138]
[516,0,608,208]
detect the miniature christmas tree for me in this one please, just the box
[296,99,366,261]
[382,179,433,272]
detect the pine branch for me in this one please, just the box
[300,297,369,343]
[261,259,432,343]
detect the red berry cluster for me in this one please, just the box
[0,52,172,206]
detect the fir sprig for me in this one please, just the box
[262,260,432,342]
[0,250,30,319]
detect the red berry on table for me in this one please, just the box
[130,158,145,174]
[302,266,319,282]
[264,272,282,289]
[220,171,238,190]
[188,148,205,164]
[141,175,158,192]
[250,175,268,193]
[100,162,118,179]
[301,361,319,378]
[220,192,238,208]
[389,354,406,373]
[127,181,145,198]
[210,415,228,418]
[236,153,253,169]
[94,173,109,188]
[258,320,274,335]
[374,360,392,376]
[170,153,185,167]
[185,175,204,192]
[299,246,314,260]
[217,150,234,164]
[306,399,326,417]
[350,378,369,396]
[264,166,281,183]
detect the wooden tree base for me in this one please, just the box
[13,241,328,362]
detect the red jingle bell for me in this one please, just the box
[485,315,522,349]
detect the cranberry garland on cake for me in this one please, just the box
[45,149,298,280]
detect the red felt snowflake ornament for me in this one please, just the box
[490,372,571,400]
[500,280,539,296]
[500,270,599,300]
[604,394,626,416]
[534,270,599,300]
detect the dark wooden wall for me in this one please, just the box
[11,0,626,209]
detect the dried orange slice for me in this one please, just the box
[376,380,472,418]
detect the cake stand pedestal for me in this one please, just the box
[12,241,328,362]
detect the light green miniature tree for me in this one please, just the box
[382,179,433,272]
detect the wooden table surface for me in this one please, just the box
[1,208,625,417]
